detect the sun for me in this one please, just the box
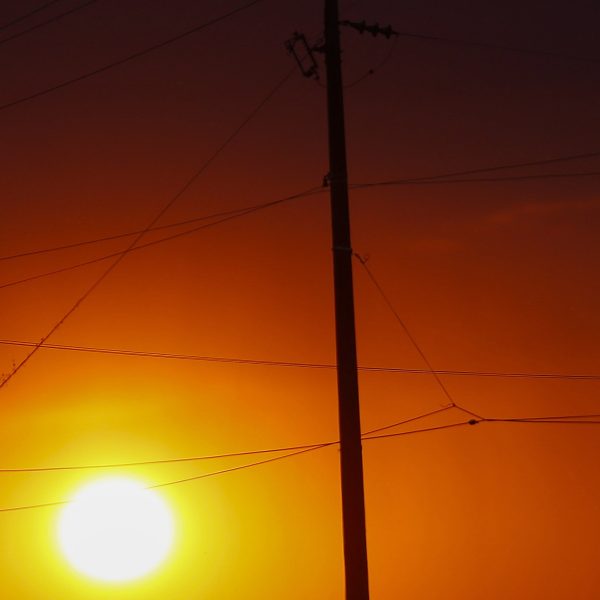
[57,477,175,583]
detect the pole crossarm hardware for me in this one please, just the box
[284,32,320,79]
[340,20,398,39]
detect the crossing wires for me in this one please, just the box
[0,66,296,389]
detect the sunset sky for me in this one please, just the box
[1,0,600,598]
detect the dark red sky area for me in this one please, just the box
[1,1,600,598]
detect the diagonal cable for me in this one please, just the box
[0,0,265,112]
[0,187,322,291]
[0,0,63,32]
[353,253,483,421]
[0,0,98,48]
[0,67,294,389]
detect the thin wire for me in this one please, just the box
[149,444,335,490]
[344,36,399,89]
[351,171,600,189]
[484,418,600,425]
[0,442,331,473]
[0,0,98,48]
[0,187,322,291]
[362,420,477,441]
[2,339,599,381]
[392,29,600,65]
[4,149,600,262]
[0,0,265,113]
[353,254,481,419]
[5,169,599,290]
[0,499,67,513]
[4,169,598,288]
[0,205,257,262]
[503,413,600,421]
[0,0,62,32]
[349,150,600,187]
[0,67,294,389]
[0,406,451,473]
[362,405,454,436]
[149,419,481,491]
[4,415,600,512]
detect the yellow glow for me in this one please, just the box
[57,477,174,583]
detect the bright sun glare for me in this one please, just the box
[58,477,175,583]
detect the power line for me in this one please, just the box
[484,418,600,425]
[0,67,294,389]
[353,253,483,421]
[149,421,481,491]
[2,339,599,381]
[351,171,600,189]
[4,414,600,481]
[362,420,477,441]
[3,414,600,512]
[0,417,477,512]
[0,0,62,32]
[4,149,599,264]
[0,499,68,513]
[0,407,456,473]
[361,405,453,435]
[0,0,265,113]
[392,29,600,65]
[0,441,332,473]
[5,169,598,289]
[0,205,259,262]
[0,187,321,291]
[496,413,600,421]
[344,36,399,89]
[0,0,99,49]
[149,445,334,490]
[341,20,600,65]
[349,150,600,188]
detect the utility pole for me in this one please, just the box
[286,4,398,597]
[324,0,370,597]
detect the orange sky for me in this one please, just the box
[1,0,600,598]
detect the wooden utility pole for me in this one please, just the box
[324,0,370,598]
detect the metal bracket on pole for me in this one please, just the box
[285,32,321,80]
[339,20,398,39]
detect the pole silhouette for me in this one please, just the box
[324,0,370,597]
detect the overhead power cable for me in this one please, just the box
[351,171,600,190]
[1,410,598,475]
[349,149,600,188]
[4,168,598,290]
[0,0,62,32]
[0,187,321,291]
[353,253,482,421]
[3,148,599,264]
[0,0,99,49]
[3,414,600,512]
[0,416,478,512]
[0,441,332,473]
[150,421,481,491]
[341,20,600,65]
[0,0,265,113]
[1,339,599,381]
[0,67,294,389]
[0,407,460,473]
[0,205,260,262]
[493,413,600,421]
[485,418,600,425]
[392,29,600,65]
